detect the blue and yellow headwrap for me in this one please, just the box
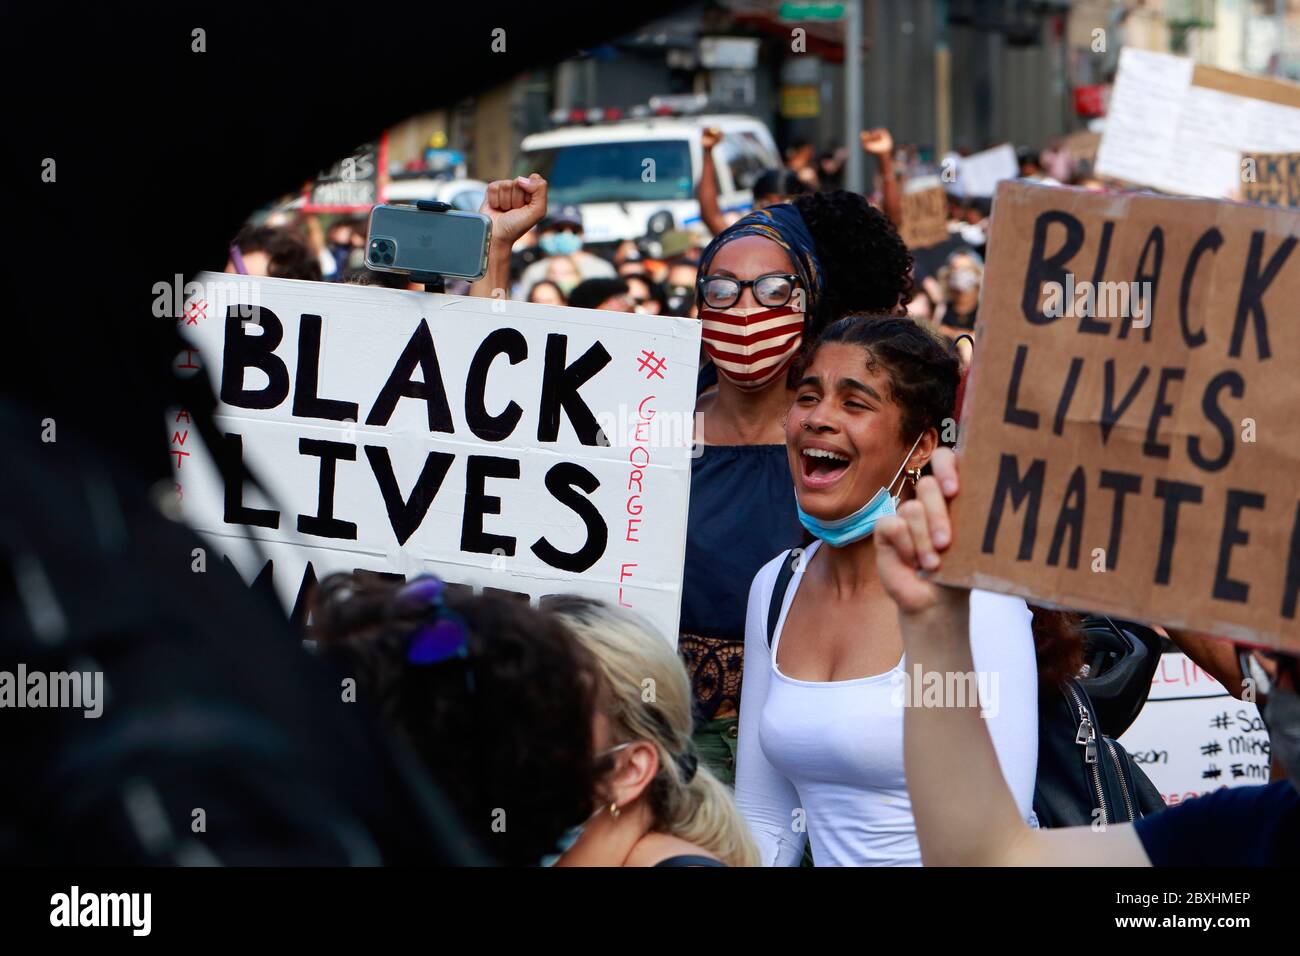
[698,204,824,313]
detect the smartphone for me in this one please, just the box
[366,204,492,281]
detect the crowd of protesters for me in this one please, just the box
[205,133,1300,867]
[222,129,1112,356]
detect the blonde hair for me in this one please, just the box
[550,598,760,868]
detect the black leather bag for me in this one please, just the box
[1032,617,1167,828]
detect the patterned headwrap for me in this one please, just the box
[698,203,824,314]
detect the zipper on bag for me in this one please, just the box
[1104,737,1136,822]
[1065,682,1108,825]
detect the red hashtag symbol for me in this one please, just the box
[183,299,208,325]
[637,350,667,380]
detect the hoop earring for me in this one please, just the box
[608,802,621,819]
[906,468,923,486]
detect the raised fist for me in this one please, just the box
[860,128,894,157]
[479,173,549,247]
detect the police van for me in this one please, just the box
[519,96,780,247]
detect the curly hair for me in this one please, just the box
[792,190,914,335]
[807,313,959,445]
[309,572,602,866]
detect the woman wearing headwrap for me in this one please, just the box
[680,192,913,786]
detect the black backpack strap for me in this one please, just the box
[766,550,800,649]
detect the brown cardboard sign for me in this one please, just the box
[937,181,1300,650]
[1059,130,1101,169]
[1242,153,1300,208]
[900,181,950,250]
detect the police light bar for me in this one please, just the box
[648,93,708,114]
[547,93,708,127]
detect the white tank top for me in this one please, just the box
[734,542,1040,866]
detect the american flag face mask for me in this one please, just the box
[699,304,805,390]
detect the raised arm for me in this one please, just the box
[876,448,1152,867]
[696,127,730,237]
[1164,627,1249,699]
[861,128,902,228]
[468,174,548,300]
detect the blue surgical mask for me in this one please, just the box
[539,819,588,868]
[540,231,582,256]
[796,433,924,548]
[538,742,632,866]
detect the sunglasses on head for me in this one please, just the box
[398,575,476,693]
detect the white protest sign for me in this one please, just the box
[955,143,1018,198]
[1119,652,1269,807]
[1097,47,1300,199]
[172,274,701,642]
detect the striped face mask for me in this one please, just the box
[699,305,805,390]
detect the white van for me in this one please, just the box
[519,114,781,246]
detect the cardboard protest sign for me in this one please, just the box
[301,133,388,213]
[1242,152,1300,207]
[1097,48,1300,199]
[1119,652,1267,806]
[1059,130,1101,170]
[899,176,950,250]
[938,181,1300,651]
[173,274,701,642]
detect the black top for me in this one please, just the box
[678,443,804,722]
[654,854,727,867]
[1133,781,1298,866]
[943,306,978,331]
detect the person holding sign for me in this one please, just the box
[733,315,1039,866]
[875,447,1300,866]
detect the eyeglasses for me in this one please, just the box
[698,272,801,309]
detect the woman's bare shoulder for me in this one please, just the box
[624,831,720,868]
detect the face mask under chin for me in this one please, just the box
[537,742,632,866]
[796,432,924,547]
